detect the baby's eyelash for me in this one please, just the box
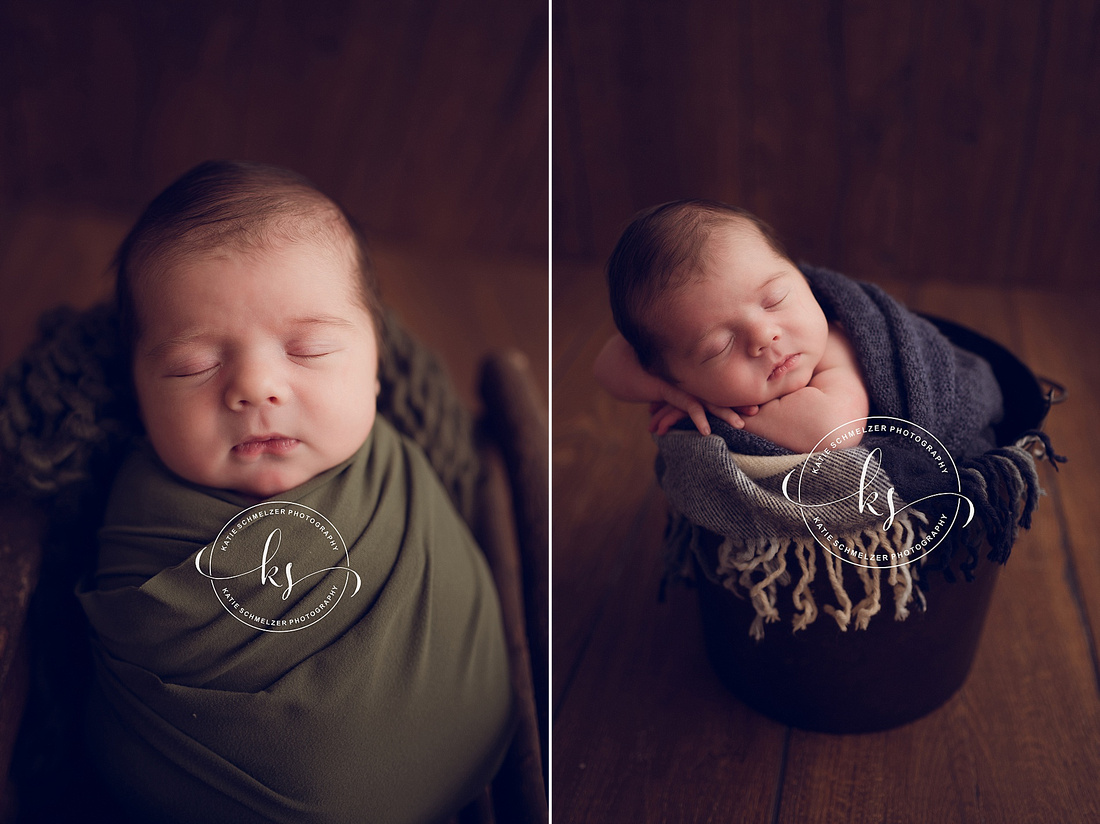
[169,364,218,378]
[286,339,341,360]
[702,336,734,363]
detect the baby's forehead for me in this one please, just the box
[698,216,768,256]
[145,228,356,289]
[135,236,371,339]
[129,235,370,343]
[659,218,758,287]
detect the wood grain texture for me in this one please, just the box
[555,0,1100,288]
[551,298,657,709]
[475,443,548,823]
[480,350,551,785]
[0,206,120,370]
[1011,288,1100,698]
[0,0,548,258]
[552,489,788,824]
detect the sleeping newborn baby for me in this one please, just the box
[597,200,1015,639]
[77,161,513,824]
[594,200,869,453]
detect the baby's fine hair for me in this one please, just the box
[114,159,382,352]
[606,199,790,375]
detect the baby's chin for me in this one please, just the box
[229,438,376,501]
[719,379,813,409]
[220,469,311,501]
[180,454,323,500]
[762,373,814,403]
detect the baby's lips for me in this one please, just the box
[232,435,300,456]
[767,352,800,380]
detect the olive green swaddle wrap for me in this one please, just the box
[77,415,514,824]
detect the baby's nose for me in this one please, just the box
[751,324,781,354]
[225,359,286,409]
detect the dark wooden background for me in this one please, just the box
[554,0,1100,289]
[0,0,548,401]
[0,0,548,258]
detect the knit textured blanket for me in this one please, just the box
[76,415,514,824]
[658,265,1051,638]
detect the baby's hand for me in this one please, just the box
[647,396,746,437]
[734,405,760,417]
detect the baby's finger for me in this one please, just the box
[648,402,678,434]
[734,404,760,417]
[647,408,667,434]
[685,402,712,436]
[706,404,745,430]
[658,385,713,436]
[650,404,686,436]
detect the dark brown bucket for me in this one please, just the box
[696,317,1056,733]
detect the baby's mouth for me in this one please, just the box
[232,435,300,456]
[768,353,800,381]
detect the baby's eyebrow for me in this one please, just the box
[143,331,211,360]
[142,315,358,359]
[756,271,788,291]
[285,314,358,331]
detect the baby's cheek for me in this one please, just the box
[329,374,378,437]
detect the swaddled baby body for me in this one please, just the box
[77,161,513,824]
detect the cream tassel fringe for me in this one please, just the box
[716,513,931,638]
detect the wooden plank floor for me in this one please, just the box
[552,261,1100,822]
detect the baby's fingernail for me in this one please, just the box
[735,419,744,428]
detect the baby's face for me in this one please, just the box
[655,223,829,408]
[132,237,379,499]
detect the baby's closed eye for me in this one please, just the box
[286,339,345,361]
[764,290,788,309]
[164,357,220,378]
[701,335,734,364]
[169,366,219,378]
